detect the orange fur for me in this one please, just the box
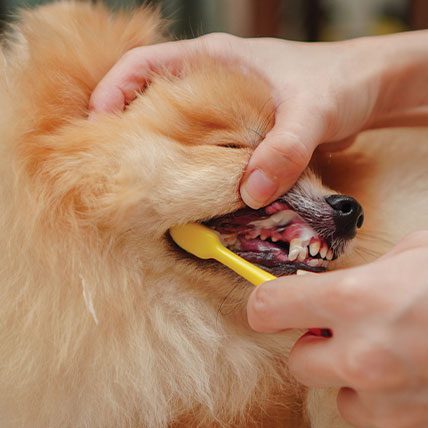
[0,2,427,427]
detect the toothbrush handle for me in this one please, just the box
[214,246,276,286]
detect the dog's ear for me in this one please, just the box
[8,2,165,137]
[3,2,165,233]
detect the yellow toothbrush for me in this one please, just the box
[169,223,276,286]
[170,223,331,337]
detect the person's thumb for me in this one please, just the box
[246,270,336,333]
[240,101,329,209]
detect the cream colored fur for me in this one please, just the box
[0,2,427,427]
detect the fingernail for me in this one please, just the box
[240,169,278,209]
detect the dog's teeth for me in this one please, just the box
[272,210,295,226]
[245,230,259,240]
[309,240,320,257]
[222,234,237,246]
[307,259,320,267]
[296,269,309,276]
[260,230,271,240]
[274,231,284,241]
[289,249,300,261]
[289,239,302,262]
[320,244,328,259]
[249,210,295,229]
[271,236,278,242]
[298,246,308,262]
[326,249,334,261]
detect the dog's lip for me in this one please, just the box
[204,200,335,276]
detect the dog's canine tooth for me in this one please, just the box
[288,249,300,261]
[326,249,334,261]
[272,231,283,242]
[245,229,260,240]
[260,230,270,240]
[273,210,295,226]
[298,246,308,262]
[309,240,320,257]
[320,243,328,259]
[289,239,302,261]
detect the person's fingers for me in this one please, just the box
[288,333,345,387]
[246,273,339,333]
[89,33,241,117]
[337,387,372,428]
[240,100,329,209]
[88,39,200,115]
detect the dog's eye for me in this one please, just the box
[216,143,243,149]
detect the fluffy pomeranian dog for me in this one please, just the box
[0,2,427,427]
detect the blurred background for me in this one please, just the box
[1,0,428,40]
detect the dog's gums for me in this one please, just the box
[206,200,335,276]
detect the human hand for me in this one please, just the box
[89,34,384,207]
[89,31,428,209]
[247,231,428,428]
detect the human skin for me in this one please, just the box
[89,31,428,427]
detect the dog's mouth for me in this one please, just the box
[206,200,336,276]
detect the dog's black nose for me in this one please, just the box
[325,195,364,238]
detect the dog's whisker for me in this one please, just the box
[216,283,242,323]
